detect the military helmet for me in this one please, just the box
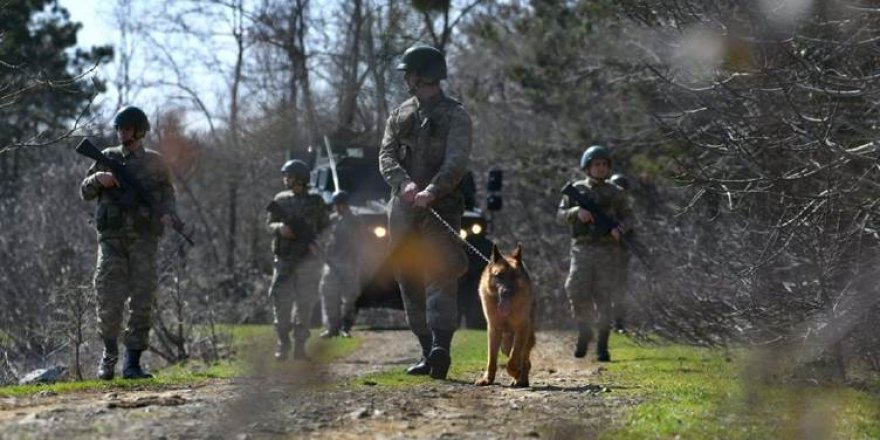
[331,190,350,205]
[396,44,447,82]
[281,159,310,182]
[580,145,611,169]
[610,173,630,191]
[113,106,150,132]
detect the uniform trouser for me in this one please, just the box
[93,236,158,351]
[388,196,468,336]
[268,255,322,337]
[564,241,623,331]
[319,263,360,331]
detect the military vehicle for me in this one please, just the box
[306,141,501,329]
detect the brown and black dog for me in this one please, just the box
[475,244,537,388]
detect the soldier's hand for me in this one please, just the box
[95,172,119,188]
[577,208,594,224]
[280,225,296,239]
[401,181,419,204]
[610,227,621,242]
[309,243,320,256]
[160,214,174,227]
[414,190,436,208]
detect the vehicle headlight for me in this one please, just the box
[459,229,468,239]
[373,226,387,238]
[470,223,483,235]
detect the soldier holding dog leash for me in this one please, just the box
[379,44,472,380]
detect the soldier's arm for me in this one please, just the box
[266,200,285,235]
[425,107,472,198]
[556,194,580,225]
[80,161,103,201]
[378,111,413,193]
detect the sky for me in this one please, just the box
[58,0,227,132]
[59,0,119,124]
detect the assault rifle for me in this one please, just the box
[265,200,350,274]
[76,138,195,245]
[561,182,652,269]
[266,200,318,257]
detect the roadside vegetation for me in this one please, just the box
[0,325,360,399]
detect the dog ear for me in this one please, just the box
[491,244,503,263]
[511,243,523,264]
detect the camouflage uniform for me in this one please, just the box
[266,190,329,354]
[379,92,471,371]
[557,177,632,356]
[319,210,363,334]
[80,145,176,351]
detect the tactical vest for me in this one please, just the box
[94,147,167,238]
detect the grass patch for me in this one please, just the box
[350,330,880,439]
[600,335,880,439]
[351,329,488,388]
[0,325,361,399]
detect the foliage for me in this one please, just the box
[0,0,111,152]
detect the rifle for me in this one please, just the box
[266,199,353,274]
[266,200,317,257]
[76,138,195,246]
[561,182,652,269]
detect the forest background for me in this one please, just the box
[1,0,879,386]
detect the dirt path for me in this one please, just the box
[0,330,635,439]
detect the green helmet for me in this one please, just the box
[331,190,350,205]
[580,145,611,169]
[396,44,447,82]
[281,159,310,183]
[113,106,150,133]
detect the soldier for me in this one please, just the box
[80,105,177,380]
[557,145,633,362]
[609,173,633,333]
[379,43,472,380]
[318,190,363,338]
[266,159,329,361]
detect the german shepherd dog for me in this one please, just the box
[475,244,537,387]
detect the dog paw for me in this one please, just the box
[474,377,493,386]
[510,379,529,388]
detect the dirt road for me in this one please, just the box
[0,330,634,439]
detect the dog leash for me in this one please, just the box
[427,207,492,264]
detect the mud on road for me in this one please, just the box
[0,330,636,439]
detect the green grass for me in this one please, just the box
[0,325,361,399]
[350,329,488,388]
[350,330,880,439]
[600,335,880,439]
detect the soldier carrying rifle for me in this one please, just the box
[80,106,179,380]
[265,159,329,361]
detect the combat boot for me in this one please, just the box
[405,333,432,375]
[97,338,118,381]
[122,349,154,379]
[614,318,627,334]
[596,328,612,362]
[319,328,339,339]
[428,330,454,380]
[292,326,311,361]
[274,325,292,361]
[340,316,354,338]
[574,323,593,358]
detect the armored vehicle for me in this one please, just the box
[308,142,500,329]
